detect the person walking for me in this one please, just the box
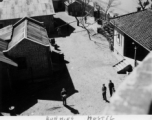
[102,84,107,101]
[108,80,115,97]
[61,88,67,105]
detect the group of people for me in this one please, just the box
[61,80,115,106]
[102,80,115,101]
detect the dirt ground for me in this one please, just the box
[20,12,126,115]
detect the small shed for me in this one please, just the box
[3,17,53,83]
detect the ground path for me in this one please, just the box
[21,12,126,115]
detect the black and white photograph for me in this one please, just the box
[0,0,151,117]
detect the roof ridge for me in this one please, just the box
[111,9,149,20]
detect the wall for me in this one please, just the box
[53,0,66,12]
[6,40,53,82]
[124,34,149,61]
[113,28,124,60]
[0,62,15,112]
[0,19,20,29]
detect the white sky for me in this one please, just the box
[94,0,139,15]
[113,0,139,14]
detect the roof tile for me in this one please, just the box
[111,10,152,51]
[0,0,55,20]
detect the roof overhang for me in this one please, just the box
[0,52,18,67]
[110,20,151,52]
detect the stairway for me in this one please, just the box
[113,59,130,74]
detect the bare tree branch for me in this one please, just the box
[93,0,120,20]
[137,0,150,10]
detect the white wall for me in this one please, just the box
[113,29,124,60]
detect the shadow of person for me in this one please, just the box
[64,105,79,114]
[105,99,110,103]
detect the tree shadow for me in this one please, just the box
[49,18,75,38]
[64,105,79,114]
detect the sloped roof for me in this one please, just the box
[0,52,17,66]
[4,17,50,52]
[0,0,55,20]
[0,25,13,40]
[111,10,152,51]
[27,21,50,46]
[0,39,8,51]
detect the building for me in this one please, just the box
[0,0,55,37]
[0,30,17,112]
[65,0,94,17]
[110,10,151,74]
[3,17,53,83]
[52,0,67,12]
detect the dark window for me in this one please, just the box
[16,57,27,69]
[0,24,3,29]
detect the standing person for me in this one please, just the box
[84,16,87,23]
[9,106,16,116]
[108,80,115,97]
[102,84,107,101]
[61,88,67,105]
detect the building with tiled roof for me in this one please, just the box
[110,10,151,74]
[111,10,152,51]
[0,0,55,37]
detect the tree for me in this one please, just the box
[93,0,120,20]
[67,0,92,26]
[137,0,151,10]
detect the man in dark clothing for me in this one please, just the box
[108,80,115,97]
[102,84,107,101]
[61,88,67,105]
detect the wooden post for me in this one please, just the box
[134,46,137,67]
